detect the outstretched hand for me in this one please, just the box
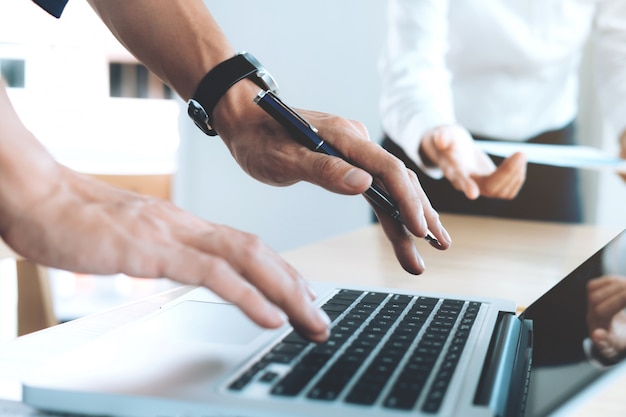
[0,80,330,342]
[212,81,452,275]
[420,125,527,200]
[1,164,331,343]
[84,0,452,275]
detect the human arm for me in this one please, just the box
[0,80,329,342]
[86,0,451,274]
[379,0,526,200]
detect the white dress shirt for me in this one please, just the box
[379,0,626,175]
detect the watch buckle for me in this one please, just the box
[188,99,214,135]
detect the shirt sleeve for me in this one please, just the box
[592,0,626,139]
[32,0,69,18]
[378,0,455,178]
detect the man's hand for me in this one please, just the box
[1,165,331,343]
[86,0,452,275]
[586,275,626,362]
[213,81,452,275]
[0,81,329,343]
[420,125,527,200]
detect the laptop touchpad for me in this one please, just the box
[140,300,265,345]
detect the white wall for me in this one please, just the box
[175,1,388,252]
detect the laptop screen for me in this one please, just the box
[521,229,626,416]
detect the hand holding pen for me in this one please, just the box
[254,90,451,269]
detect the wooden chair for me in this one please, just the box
[0,236,57,337]
[16,259,57,336]
[13,172,173,336]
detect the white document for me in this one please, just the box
[475,140,626,172]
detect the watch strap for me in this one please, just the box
[189,52,266,136]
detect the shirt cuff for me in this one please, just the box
[398,113,455,180]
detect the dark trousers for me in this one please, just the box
[381,122,582,223]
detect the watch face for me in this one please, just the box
[241,52,279,94]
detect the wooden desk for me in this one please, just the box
[283,214,620,311]
[0,214,624,416]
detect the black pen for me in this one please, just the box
[254,90,440,248]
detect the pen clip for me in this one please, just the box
[255,90,319,133]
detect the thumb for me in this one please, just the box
[433,129,454,151]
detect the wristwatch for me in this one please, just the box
[187,52,279,136]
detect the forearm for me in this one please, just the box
[89,0,452,274]
[0,81,62,237]
[87,0,234,100]
[85,0,264,147]
[379,0,454,171]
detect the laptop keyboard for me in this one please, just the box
[229,290,481,413]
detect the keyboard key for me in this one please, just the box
[271,352,331,396]
[259,371,279,383]
[229,361,267,390]
[334,289,362,301]
[345,377,388,405]
[307,356,360,400]
[361,292,388,304]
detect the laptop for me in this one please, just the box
[21,229,626,417]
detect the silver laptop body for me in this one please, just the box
[21,229,626,417]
